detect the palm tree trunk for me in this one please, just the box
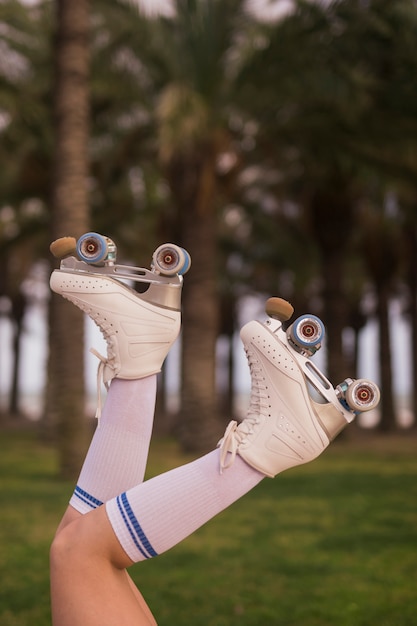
[44,0,91,478]
[320,249,350,384]
[409,295,417,431]
[403,222,417,429]
[376,285,397,432]
[9,293,27,417]
[219,293,237,419]
[309,188,355,384]
[169,149,222,452]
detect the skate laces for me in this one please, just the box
[245,349,271,417]
[90,333,120,420]
[219,348,269,471]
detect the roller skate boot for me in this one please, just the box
[219,297,380,477]
[50,233,191,401]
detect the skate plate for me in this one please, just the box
[58,255,184,288]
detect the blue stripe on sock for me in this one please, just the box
[117,492,158,559]
[120,492,158,558]
[73,486,103,509]
[116,495,149,560]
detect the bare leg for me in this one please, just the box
[54,506,156,618]
[54,505,79,536]
[50,506,156,626]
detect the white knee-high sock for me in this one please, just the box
[70,376,157,514]
[106,449,264,562]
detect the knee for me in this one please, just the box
[50,517,85,573]
[50,507,126,575]
[51,505,132,578]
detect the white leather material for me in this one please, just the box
[50,270,181,381]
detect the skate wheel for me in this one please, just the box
[76,232,111,264]
[177,248,191,275]
[265,297,294,322]
[50,236,77,259]
[344,379,380,412]
[287,314,325,355]
[152,244,191,276]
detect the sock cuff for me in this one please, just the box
[106,493,158,563]
[69,485,104,515]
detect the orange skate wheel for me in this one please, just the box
[265,297,294,322]
[50,236,77,259]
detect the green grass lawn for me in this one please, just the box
[1,427,417,626]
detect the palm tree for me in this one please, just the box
[0,0,53,418]
[359,205,402,431]
[92,0,253,451]
[234,0,369,384]
[156,0,253,450]
[45,0,91,478]
[402,205,417,429]
[234,0,417,407]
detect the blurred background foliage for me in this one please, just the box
[1,0,417,476]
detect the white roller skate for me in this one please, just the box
[50,233,191,412]
[219,297,380,477]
